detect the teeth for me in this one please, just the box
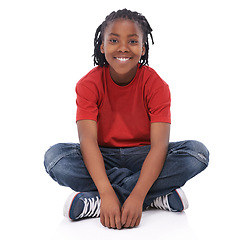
[116,57,130,62]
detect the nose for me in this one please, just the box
[118,41,129,52]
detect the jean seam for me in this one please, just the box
[172,150,209,166]
[46,149,78,173]
[168,141,186,153]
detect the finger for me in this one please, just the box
[104,215,110,228]
[121,208,127,226]
[115,215,122,230]
[100,213,105,227]
[130,216,138,228]
[110,215,116,229]
[135,216,141,227]
[123,214,133,228]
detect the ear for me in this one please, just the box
[100,43,105,54]
[141,44,146,56]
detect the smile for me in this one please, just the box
[115,57,131,62]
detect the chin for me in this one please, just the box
[111,63,138,74]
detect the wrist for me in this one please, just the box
[130,187,146,203]
[98,185,115,198]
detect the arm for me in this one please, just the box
[121,122,170,228]
[77,120,122,229]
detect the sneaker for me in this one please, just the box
[63,191,101,220]
[150,188,189,212]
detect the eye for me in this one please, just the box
[129,40,138,44]
[109,39,118,43]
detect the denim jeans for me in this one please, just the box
[44,140,209,209]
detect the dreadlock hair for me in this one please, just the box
[93,9,154,68]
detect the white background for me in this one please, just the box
[1,0,239,239]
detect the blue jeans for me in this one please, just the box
[44,140,209,209]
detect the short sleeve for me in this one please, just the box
[147,83,171,123]
[75,82,98,122]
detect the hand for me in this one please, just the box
[100,191,122,229]
[121,193,143,228]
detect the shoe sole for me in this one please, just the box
[63,192,80,220]
[175,188,189,211]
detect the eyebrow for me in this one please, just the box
[108,33,139,38]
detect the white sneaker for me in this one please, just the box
[63,191,101,220]
[150,188,189,212]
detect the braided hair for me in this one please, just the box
[93,9,154,68]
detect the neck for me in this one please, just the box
[109,65,138,86]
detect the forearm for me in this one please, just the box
[120,144,168,228]
[77,120,122,229]
[131,122,170,200]
[80,139,113,195]
[131,145,168,201]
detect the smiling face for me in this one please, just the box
[100,19,146,85]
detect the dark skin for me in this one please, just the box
[100,19,146,86]
[77,19,170,229]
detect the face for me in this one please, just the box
[100,19,145,85]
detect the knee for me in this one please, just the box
[187,140,209,165]
[184,140,210,178]
[44,143,66,173]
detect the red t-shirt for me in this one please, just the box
[76,64,171,147]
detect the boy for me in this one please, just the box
[44,9,209,229]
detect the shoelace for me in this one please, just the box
[78,196,101,218]
[150,194,172,211]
